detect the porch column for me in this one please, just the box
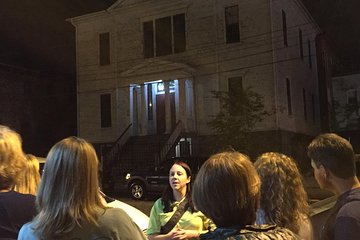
[177,78,188,131]
[164,81,172,133]
[140,84,148,135]
[116,87,130,134]
[132,86,139,135]
[186,79,195,132]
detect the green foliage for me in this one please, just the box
[208,87,270,151]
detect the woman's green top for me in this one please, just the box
[147,197,214,237]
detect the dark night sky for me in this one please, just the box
[0,0,116,75]
[302,0,360,74]
[0,0,358,75]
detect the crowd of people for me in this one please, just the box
[1,124,359,239]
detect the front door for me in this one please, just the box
[156,94,165,134]
[156,93,176,134]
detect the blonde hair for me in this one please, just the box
[254,152,309,233]
[32,137,106,239]
[14,154,40,195]
[0,125,26,190]
[192,151,260,227]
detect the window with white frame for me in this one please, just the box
[286,78,292,115]
[347,89,358,105]
[302,88,307,120]
[225,5,240,43]
[308,40,312,69]
[299,29,304,60]
[311,94,316,123]
[99,32,110,66]
[143,14,186,58]
[228,76,243,116]
[282,10,288,47]
[346,89,359,116]
[100,93,111,128]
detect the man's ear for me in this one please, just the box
[319,165,331,179]
[318,164,325,175]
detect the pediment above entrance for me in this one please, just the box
[120,59,196,80]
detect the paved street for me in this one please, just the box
[117,197,154,216]
[107,174,335,239]
[110,174,334,215]
[108,190,156,215]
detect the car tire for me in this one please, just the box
[129,181,146,200]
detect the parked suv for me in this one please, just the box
[125,167,169,200]
[120,157,206,200]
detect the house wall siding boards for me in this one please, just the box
[270,0,321,134]
[69,0,322,146]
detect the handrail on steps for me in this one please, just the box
[155,121,184,166]
[105,123,132,167]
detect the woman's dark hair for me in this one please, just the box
[161,161,195,212]
[192,152,260,227]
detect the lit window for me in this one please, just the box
[156,82,175,94]
[147,84,153,120]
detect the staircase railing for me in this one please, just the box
[105,123,132,168]
[155,121,184,166]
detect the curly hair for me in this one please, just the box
[0,125,26,190]
[254,152,309,233]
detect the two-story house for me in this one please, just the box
[69,0,323,174]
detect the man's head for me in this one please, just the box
[308,133,356,188]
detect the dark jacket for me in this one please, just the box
[322,187,360,240]
[0,191,36,239]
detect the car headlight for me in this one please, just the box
[125,173,131,180]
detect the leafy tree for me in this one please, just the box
[208,87,270,152]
